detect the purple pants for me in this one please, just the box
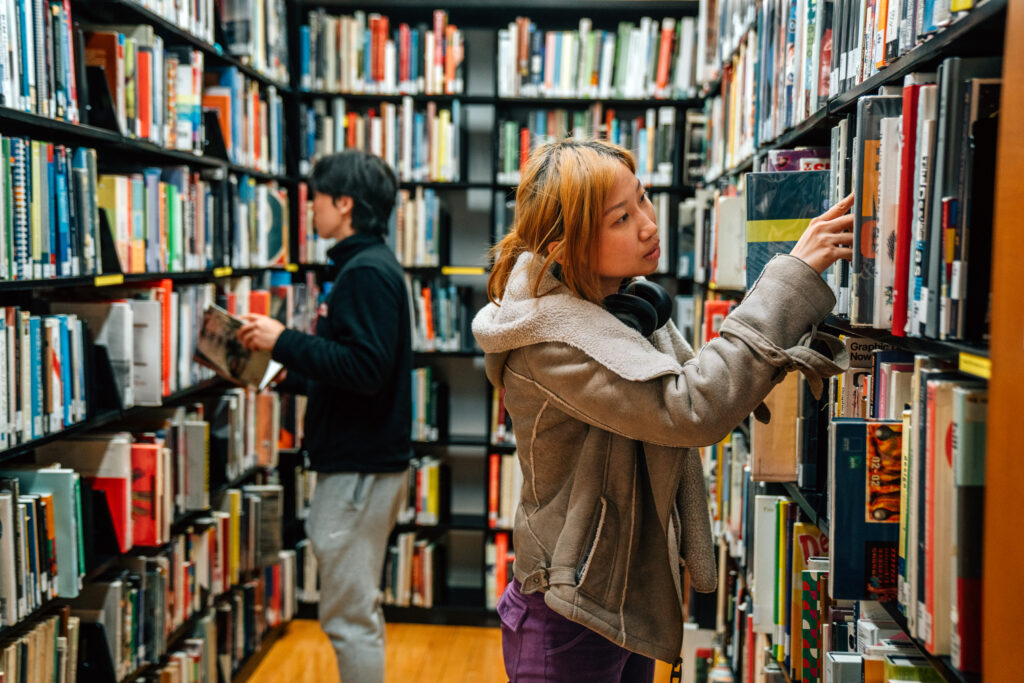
[497,578,656,683]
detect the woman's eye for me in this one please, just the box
[618,213,629,223]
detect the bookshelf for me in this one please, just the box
[0,0,309,680]
[288,0,704,624]
[691,1,1013,682]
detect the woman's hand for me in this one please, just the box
[789,193,855,274]
[238,314,285,352]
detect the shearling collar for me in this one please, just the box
[472,251,694,384]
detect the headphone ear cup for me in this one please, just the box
[603,293,658,337]
[623,281,673,330]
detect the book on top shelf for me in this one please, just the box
[194,304,281,390]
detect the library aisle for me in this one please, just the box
[246,621,673,682]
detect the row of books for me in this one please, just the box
[301,8,464,96]
[202,67,286,174]
[0,608,80,683]
[406,277,473,354]
[827,65,1000,342]
[487,452,522,531]
[390,186,446,268]
[0,137,293,279]
[411,366,444,443]
[383,532,443,609]
[0,0,79,122]
[294,182,335,267]
[698,1,995,184]
[495,105,676,187]
[396,457,447,528]
[214,0,290,85]
[299,98,462,183]
[498,16,699,100]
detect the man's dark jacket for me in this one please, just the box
[272,232,412,473]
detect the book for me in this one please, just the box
[744,170,830,290]
[194,304,282,390]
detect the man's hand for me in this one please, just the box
[238,314,286,352]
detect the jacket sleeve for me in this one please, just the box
[271,266,403,394]
[508,255,849,449]
[272,367,311,395]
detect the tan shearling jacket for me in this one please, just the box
[471,251,848,662]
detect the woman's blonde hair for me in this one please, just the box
[487,138,636,305]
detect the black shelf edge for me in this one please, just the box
[877,600,980,683]
[781,482,826,533]
[394,513,490,532]
[828,0,1006,114]
[296,0,699,20]
[496,96,702,108]
[821,315,989,361]
[0,378,225,466]
[760,105,834,152]
[412,435,489,448]
[299,91,482,103]
[488,442,517,453]
[91,0,290,92]
[0,268,287,292]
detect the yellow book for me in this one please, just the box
[950,0,974,10]
[226,488,242,586]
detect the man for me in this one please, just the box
[238,150,412,682]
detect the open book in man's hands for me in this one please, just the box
[195,304,283,390]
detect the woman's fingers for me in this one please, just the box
[816,193,855,222]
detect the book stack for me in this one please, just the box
[410,366,445,442]
[406,277,474,353]
[383,532,443,609]
[300,9,464,95]
[497,16,698,99]
[398,456,447,527]
[487,451,522,531]
[390,187,446,268]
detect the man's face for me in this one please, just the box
[313,192,344,240]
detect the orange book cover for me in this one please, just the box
[40,493,57,595]
[255,392,277,467]
[421,286,435,341]
[201,91,233,156]
[137,48,153,140]
[444,25,457,92]
[249,290,270,316]
[519,127,530,172]
[494,532,509,602]
[655,20,675,91]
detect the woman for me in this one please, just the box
[472,138,852,682]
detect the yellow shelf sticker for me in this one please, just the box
[213,266,233,278]
[958,352,991,380]
[285,263,299,272]
[441,266,486,276]
[94,274,125,287]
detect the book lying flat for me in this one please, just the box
[194,305,282,390]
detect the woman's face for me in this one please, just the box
[595,163,660,297]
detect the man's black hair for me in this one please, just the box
[310,150,398,237]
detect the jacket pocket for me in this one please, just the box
[575,496,620,603]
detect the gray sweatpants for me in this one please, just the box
[305,470,408,683]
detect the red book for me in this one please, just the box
[433,10,446,75]
[347,112,358,148]
[137,48,152,139]
[655,19,675,92]
[399,23,411,86]
[297,182,308,260]
[892,75,934,336]
[703,299,735,343]
[487,453,500,528]
[249,290,270,315]
[421,286,434,341]
[494,532,509,603]
[131,443,161,546]
[519,127,530,172]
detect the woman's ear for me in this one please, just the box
[547,240,563,264]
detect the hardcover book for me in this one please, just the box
[194,305,281,390]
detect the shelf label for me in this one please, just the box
[285,263,299,272]
[94,274,124,287]
[958,352,991,379]
[213,266,233,278]
[441,266,486,276]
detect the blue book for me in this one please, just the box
[299,26,310,89]
[131,175,144,274]
[744,170,830,290]
[553,33,562,93]
[44,143,55,278]
[29,316,41,439]
[54,148,71,277]
[410,28,420,87]
[414,112,425,176]
[58,316,72,428]
[828,418,902,600]
[17,0,31,112]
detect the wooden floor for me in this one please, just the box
[246,619,673,682]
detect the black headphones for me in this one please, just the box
[603,280,673,337]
